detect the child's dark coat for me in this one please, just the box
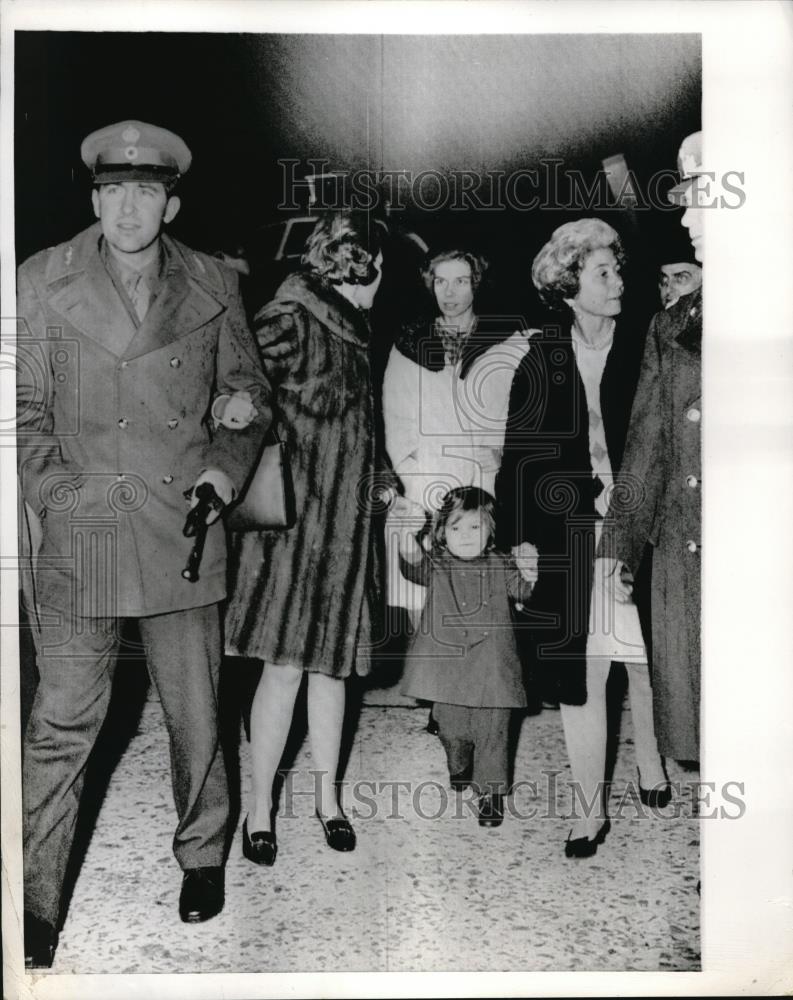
[400,550,531,708]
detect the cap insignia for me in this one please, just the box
[121,126,141,144]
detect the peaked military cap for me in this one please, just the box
[81,120,191,184]
[667,131,706,205]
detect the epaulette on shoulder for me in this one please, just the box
[186,249,229,295]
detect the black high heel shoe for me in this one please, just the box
[316,811,357,852]
[242,817,277,866]
[564,818,611,859]
[638,769,672,808]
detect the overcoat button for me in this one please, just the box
[167,418,179,429]
[162,475,174,484]
[686,475,698,488]
[686,540,698,553]
[118,418,128,429]
[120,361,129,369]
[170,357,181,368]
[686,407,701,423]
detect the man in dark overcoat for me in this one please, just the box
[16,120,270,966]
[600,131,704,763]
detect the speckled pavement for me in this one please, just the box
[44,672,700,974]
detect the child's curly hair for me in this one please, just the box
[431,486,497,553]
[302,210,383,286]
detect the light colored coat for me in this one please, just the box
[383,328,530,610]
[16,222,270,618]
[600,289,701,760]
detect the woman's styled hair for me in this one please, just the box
[531,218,625,311]
[431,486,497,554]
[302,210,383,286]
[421,249,488,297]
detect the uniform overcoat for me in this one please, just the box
[400,550,531,708]
[16,222,271,618]
[225,271,396,677]
[600,289,701,760]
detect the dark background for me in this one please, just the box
[15,31,701,332]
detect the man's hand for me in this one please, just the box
[512,541,539,583]
[189,469,235,524]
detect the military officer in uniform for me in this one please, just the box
[599,131,704,764]
[17,120,271,967]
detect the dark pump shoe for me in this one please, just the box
[638,778,673,809]
[477,794,504,828]
[178,866,225,923]
[24,911,58,970]
[564,818,611,859]
[316,811,357,852]
[242,817,277,867]
[425,712,440,736]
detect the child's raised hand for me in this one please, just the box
[512,541,539,583]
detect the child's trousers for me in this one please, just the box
[434,702,512,796]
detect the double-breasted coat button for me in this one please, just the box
[120,360,129,369]
[686,540,698,553]
[167,418,179,429]
[686,407,701,423]
[162,475,174,484]
[169,357,181,368]
[118,418,128,429]
[686,475,699,488]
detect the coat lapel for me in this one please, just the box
[121,240,226,361]
[48,242,138,357]
[672,288,702,355]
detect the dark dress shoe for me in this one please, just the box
[179,866,225,923]
[477,794,504,828]
[639,781,673,808]
[316,811,356,851]
[425,712,440,736]
[242,817,277,866]
[564,818,611,859]
[24,911,58,969]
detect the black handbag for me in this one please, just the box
[225,425,296,531]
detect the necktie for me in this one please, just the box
[124,271,150,322]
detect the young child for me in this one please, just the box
[397,486,536,827]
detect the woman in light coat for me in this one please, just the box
[383,249,532,619]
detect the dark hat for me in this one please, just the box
[81,120,191,184]
[667,130,706,205]
[653,218,700,268]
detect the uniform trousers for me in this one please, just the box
[434,702,512,796]
[23,602,229,926]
